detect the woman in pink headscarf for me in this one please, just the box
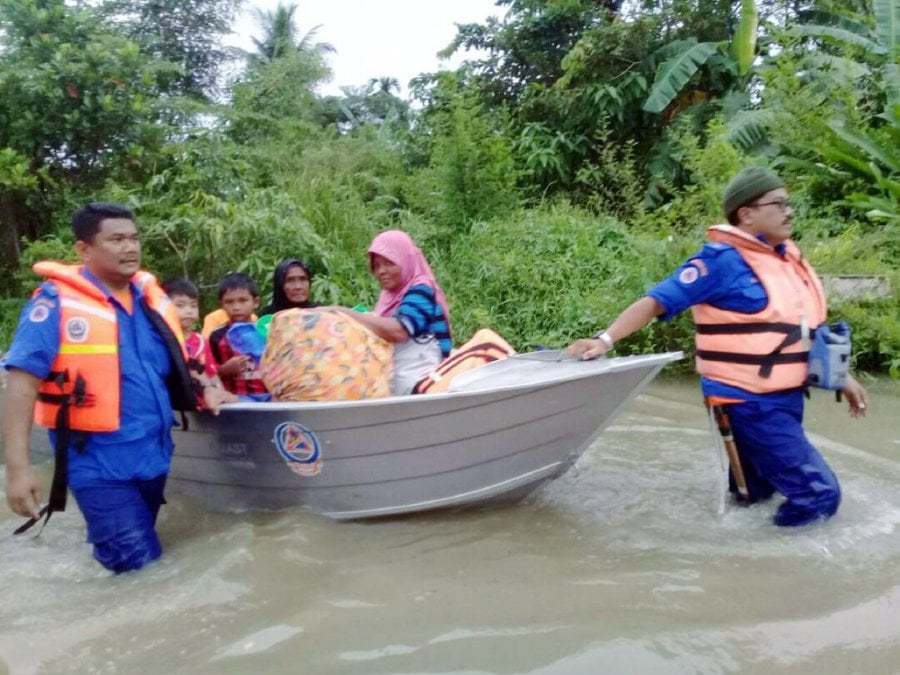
[342,230,453,395]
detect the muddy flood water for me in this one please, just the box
[1,376,899,674]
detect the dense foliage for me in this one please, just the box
[1,0,897,377]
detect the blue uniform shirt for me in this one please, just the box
[4,268,176,488]
[646,240,799,403]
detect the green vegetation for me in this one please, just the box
[1,0,897,377]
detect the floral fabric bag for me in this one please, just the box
[260,309,393,401]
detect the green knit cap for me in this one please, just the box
[722,167,785,218]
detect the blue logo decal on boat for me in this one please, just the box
[273,422,322,476]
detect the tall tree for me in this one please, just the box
[438,1,806,204]
[442,0,619,107]
[317,77,408,132]
[228,2,334,144]
[104,0,242,99]
[0,0,165,284]
[248,2,335,64]
[407,74,519,232]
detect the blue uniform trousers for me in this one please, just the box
[71,475,167,573]
[725,392,841,526]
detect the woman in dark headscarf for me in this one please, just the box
[259,259,320,317]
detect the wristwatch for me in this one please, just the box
[592,330,615,350]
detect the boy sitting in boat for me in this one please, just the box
[162,277,237,406]
[208,273,270,402]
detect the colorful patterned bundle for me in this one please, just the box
[415,328,516,394]
[260,309,393,401]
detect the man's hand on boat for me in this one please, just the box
[567,297,665,361]
[202,385,238,414]
[566,338,611,361]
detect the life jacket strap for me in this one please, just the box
[12,504,50,535]
[695,321,799,335]
[138,295,196,412]
[46,370,69,385]
[37,372,95,407]
[696,323,810,377]
[14,374,88,536]
[696,350,808,376]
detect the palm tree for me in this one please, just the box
[250,2,335,64]
[368,76,401,96]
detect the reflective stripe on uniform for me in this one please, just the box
[59,344,118,354]
[59,298,116,322]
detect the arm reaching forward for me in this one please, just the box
[566,296,666,360]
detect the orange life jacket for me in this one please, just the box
[415,328,516,394]
[690,225,827,393]
[32,262,189,432]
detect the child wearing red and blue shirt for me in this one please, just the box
[208,273,270,401]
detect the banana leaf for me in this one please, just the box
[791,24,886,55]
[828,122,900,173]
[732,0,758,77]
[874,0,898,55]
[642,41,718,114]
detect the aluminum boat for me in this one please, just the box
[168,351,683,519]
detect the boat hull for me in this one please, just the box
[169,352,682,519]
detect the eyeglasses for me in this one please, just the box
[748,199,792,212]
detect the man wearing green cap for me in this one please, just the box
[567,167,868,527]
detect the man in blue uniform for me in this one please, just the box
[568,168,869,526]
[3,202,229,573]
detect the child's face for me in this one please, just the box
[221,287,258,323]
[171,294,199,331]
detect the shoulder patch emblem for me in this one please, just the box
[690,258,708,276]
[65,316,90,343]
[28,304,50,323]
[679,266,700,285]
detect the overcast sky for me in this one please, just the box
[228,0,504,96]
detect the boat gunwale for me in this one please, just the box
[200,351,684,414]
